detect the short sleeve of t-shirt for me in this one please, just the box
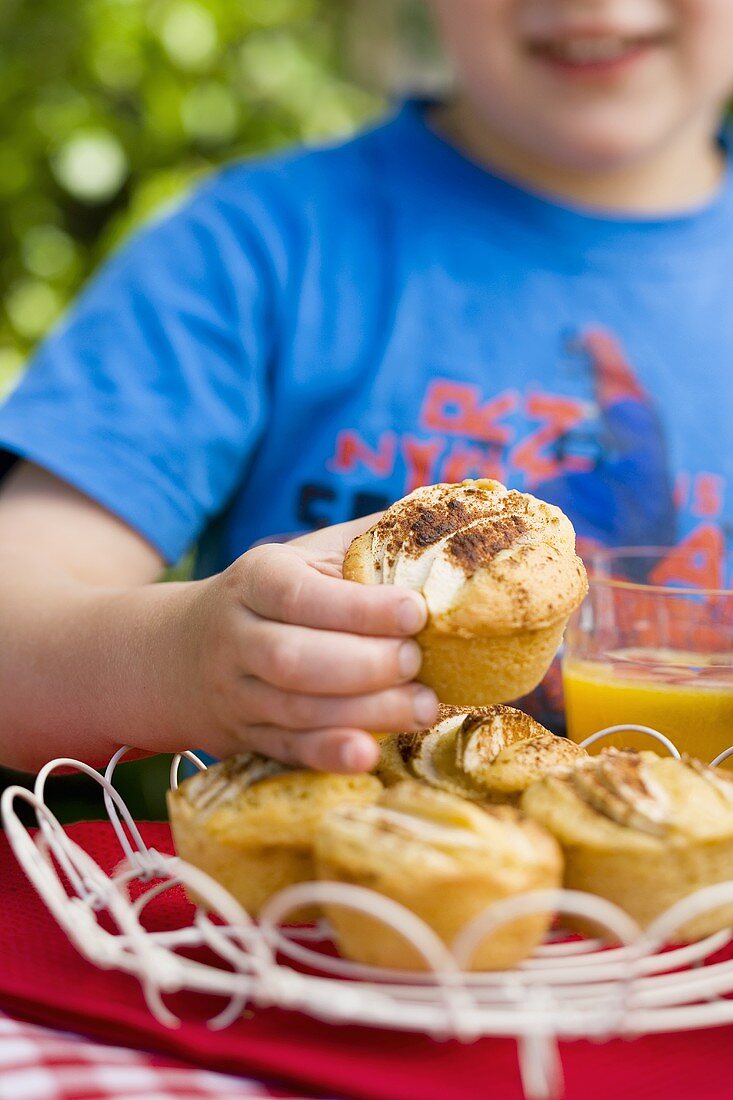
[0,177,275,565]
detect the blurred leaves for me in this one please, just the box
[0,0,383,393]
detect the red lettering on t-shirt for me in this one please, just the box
[510,392,591,487]
[646,525,728,650]
[402,435,444,493]
[439,441,505,484]
[691,473,724,519]
[328,430,397,477]
[420,380,517,445]
[650,524,725,590]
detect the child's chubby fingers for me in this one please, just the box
[236,544,428,637]
[238,678,439,734]
[241,614,425,694]
[235,726,381,774]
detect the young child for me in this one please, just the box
[0,0,732,774]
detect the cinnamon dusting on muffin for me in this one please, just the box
[346,479,588,640]
[395,731,424,768]
[448,515,528,575]
[411,499,473,547]
[568,750,670,836]
[455,711,508,771]
[378,706,584,803]
[375,486,498,563]
[180,753,290,815]
[492,733,586,773]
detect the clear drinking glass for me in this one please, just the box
[562,546,733,764]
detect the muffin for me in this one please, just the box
[314,780,563,971]
[522,749,733,940]
[167,753,382,917]
[343,479,587,705]
[377,704,587,804]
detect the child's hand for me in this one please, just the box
[0,466,438,774]
[183,517,439,773]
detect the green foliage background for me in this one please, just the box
[0,0,386,394]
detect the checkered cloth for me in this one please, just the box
[0,1014,311,1100]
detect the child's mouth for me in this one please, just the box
[527,32,668,77]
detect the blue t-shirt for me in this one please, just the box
[1,101,732,591]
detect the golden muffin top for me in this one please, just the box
[316,779,562,880]
[377,704,586,802]
[343,479,587,634]
[522,748,733,852]
[168,752,382,847]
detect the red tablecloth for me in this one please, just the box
[1,821,732,1100]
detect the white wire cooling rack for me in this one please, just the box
[3,724,733,1100]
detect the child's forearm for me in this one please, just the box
[0,552,197,771]
[0,521,435,776]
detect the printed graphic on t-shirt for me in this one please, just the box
[299,326,727,588]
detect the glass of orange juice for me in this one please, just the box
[563,546,733,764]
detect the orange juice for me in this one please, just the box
[563,649,733,764]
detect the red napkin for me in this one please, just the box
[1,821,731,1100]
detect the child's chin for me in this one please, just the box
[533,119,671,175]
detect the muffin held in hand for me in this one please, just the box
[522,749,733,940]
[377,704,587,805]
[167,754,382,917]
[343,479,587,705]
[314,780,562,971]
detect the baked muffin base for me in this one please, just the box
[316,856,555,971]
[169,794,320,919]
[563,838,733,940]
[168,770,381,921]
[417,619,566,705]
